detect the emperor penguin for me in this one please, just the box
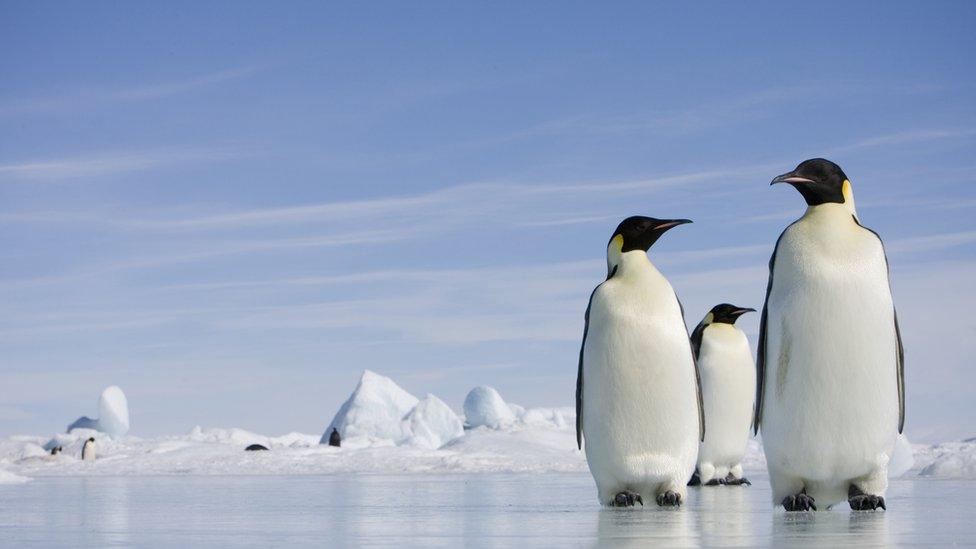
[689,304,756,487]
[756,159,905,512]
[82,437,96,461]
[576,216,703,507]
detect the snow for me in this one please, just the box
[463,386,516,429]
[1,371,973,482]
[405,394,464,449]
[66,386,129,438]
[322,370,419,445]
[0,468,30,484]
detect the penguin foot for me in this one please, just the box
[656,491,682,507]
[611,491,643,507]
[704,478,723,486]
[782,490,817,512]
[848,486,886,511]
[687,470,701,486]
[724,473,751,486]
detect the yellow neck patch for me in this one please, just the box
[842,179,858,218]
[704,312,714,325]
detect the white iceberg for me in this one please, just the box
[322,370,419,445]
[463,386,516,429]
[67,386,130,438]
[406,394,464,449]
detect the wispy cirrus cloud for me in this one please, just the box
[0,66,259,117]
[0,147,241,180]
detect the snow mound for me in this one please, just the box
[0,468,30,484]
[323,370,419,445]
[320,371,464,449]
[463,386,516,429]
[406,394,464,449]
[916,441,976,478]
[67,386,130,438]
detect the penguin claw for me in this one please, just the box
[656,490,682,507]
[848,486,886,511]
[782,492,817,512]
[611,491,643,507]
[724,474,751,486]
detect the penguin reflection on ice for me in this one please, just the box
[688,304,755,487]
[756,159,905,512]
[576,216,703,507]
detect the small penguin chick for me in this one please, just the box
[690,304,756,487]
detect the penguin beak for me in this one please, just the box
[655,219,693,232]
[732,307,756,317]
[771,171,815,186]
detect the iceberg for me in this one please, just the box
[67,386,130,438]
[463,386,515,429]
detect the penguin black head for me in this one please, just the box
[771,158,853,207]
[606,216,692,276]
[88,437,95,443]
[704,303,755,325]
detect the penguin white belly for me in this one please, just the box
[582,273,699,502]
[697,325,754,480]
[763,211,898,505]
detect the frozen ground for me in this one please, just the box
[1,473,973,547]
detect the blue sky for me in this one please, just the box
[1,2,974,442]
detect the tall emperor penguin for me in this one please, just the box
[577,216,703,507]
[756,159,905,512]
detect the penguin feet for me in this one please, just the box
[782,490,817,512]
[704,478,723,486]
[723,473,751,486]
[611,491,643,507]
[848,485,886,511]
[656,491,682,507]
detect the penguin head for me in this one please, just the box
[606,216,692,276]
[88,437,95,443]
[771,158,855,211]
[703,303,755,326]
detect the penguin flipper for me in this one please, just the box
[576,285,599,450]
[755,223,796,435]
[678,297,705,442]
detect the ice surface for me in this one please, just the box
[463,386,516,429]
[405,394,464,449]
[2,474,974,546]
[66,386,130,438]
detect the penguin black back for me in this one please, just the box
[328,428,341,447]
[245,444,269,451]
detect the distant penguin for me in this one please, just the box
[82,437,96,461]
[757,159,904,512]
[689,304,755,487]
[328,428,341,448]
[577,216,703,507]
[50,446,63,456]
[245,444,269,451]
